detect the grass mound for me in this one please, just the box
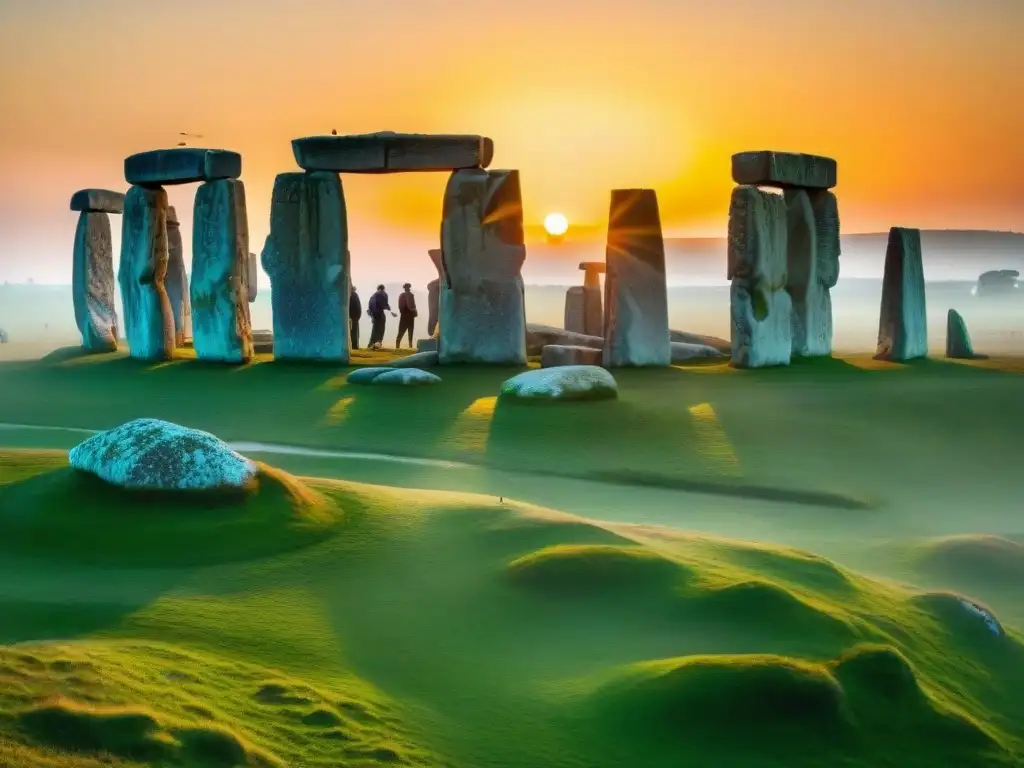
[505,544,691,595]
[0,640,427,768]
[0,450,343,567]
[913,534,1024,586]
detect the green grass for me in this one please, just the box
[0,451,1022,766]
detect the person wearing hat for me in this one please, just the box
[396,282,418,348]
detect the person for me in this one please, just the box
[367,284,396,349]
[348,286,361,349]
[396,283,418,348]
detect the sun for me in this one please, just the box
[544,212,569,237]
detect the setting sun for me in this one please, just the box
[544,212,569,237]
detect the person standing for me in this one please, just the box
[367,284,395,349]
[348,286,362,349]
[396,283,418,348]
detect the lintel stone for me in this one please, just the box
[124,148,242,186]
[732,151,837,190]
[292,132,494,173]
[70,188,125,214]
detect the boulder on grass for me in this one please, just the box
[391,350,439,368]
[500,366,618,401]
[372,368,441,386]
[347,367,395,384]
[541,344,602,368]
[68,418,256,492]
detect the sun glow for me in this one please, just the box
[544,212,569,237]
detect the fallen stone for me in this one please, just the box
[124,148,242,186]
[876,227,927,361]
[262,171,350,362]
[427,278,440,338]
[292,132,493,173]
[669,330,731,353]
[541,344,603,368]
[728,186,792,368]
[785,189,832,357]
[68,418,257,492]
[809,190,840,288]
[191,179,253,364]
[671,341,727,362]
[527,324,603,356]
[603,189,671,367]
[252,328,273,354]
[439,169,527,365]
[731,151,837,190]
[372,368,442,386]
[946,309,986,359]
[70,188,125,215]
[500,366,618,401]
[391,350,439,368]
[417,337,438,353]
[118,185,175,361]
[347,366,396,384]
[165,213,191,346]
[72,211,119,353]
[246,252,258,302]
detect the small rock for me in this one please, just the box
[372,368,441,386]
[541,344,602,368]
[68,418,257,492]
[500,366,618,401]
[391,350,439,368]
[347,367,395,385]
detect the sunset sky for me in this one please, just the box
[1,0,1022,284]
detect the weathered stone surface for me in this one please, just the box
[603,189,671,367]
[373,367,442,386]
[68,418,256,491]
[72,212,118,352]
[671,341,727,362]
[541,344,602,368]
[167,205,179,225]
[731,151,837,190]
[427,278,440,338]
[876,227,928,361]
[124,148,242,186]
[669,330,731,353]
[246,252,258,302]
[118,185,175,361]
[564,286,586,335]
[946,309,985,359]
[785,189,832,357]
[262,171,350,363]
[526,324,603,356]
[728,186,792,368]
[500,366,618,401]
[391,350,439,368]
[417,337,438,353]
[348,367,394,385]
[191,179,252,364]
[165,214,191,346]
[809,190,840,288]
[438,169,527,365]
[70,188,124,214]
[292,132,493,173]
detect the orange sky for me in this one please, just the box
[1,0,1022,284]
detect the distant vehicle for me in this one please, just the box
[972,269,1019,297]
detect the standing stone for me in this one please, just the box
[261,171,350,362]
[564,286,587,334]
[785,189,832,357]
[165,206,191,346]
[427,248,443,338]
[876,227,927,361]
[191,179,253,364]
[579,262,604,337]
[438,169,527,365]
[72,211,118,352]
[946,309,983,359]
[602,189,670,367]
[246,252,258,302]
[728,186,792,368]
[118,185,175,361]
[809,190,840,289]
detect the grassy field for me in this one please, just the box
[0,347,1022,765]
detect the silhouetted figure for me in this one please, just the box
[367,284,396,349]
[396,283,417,348]
[349,286,362,349]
